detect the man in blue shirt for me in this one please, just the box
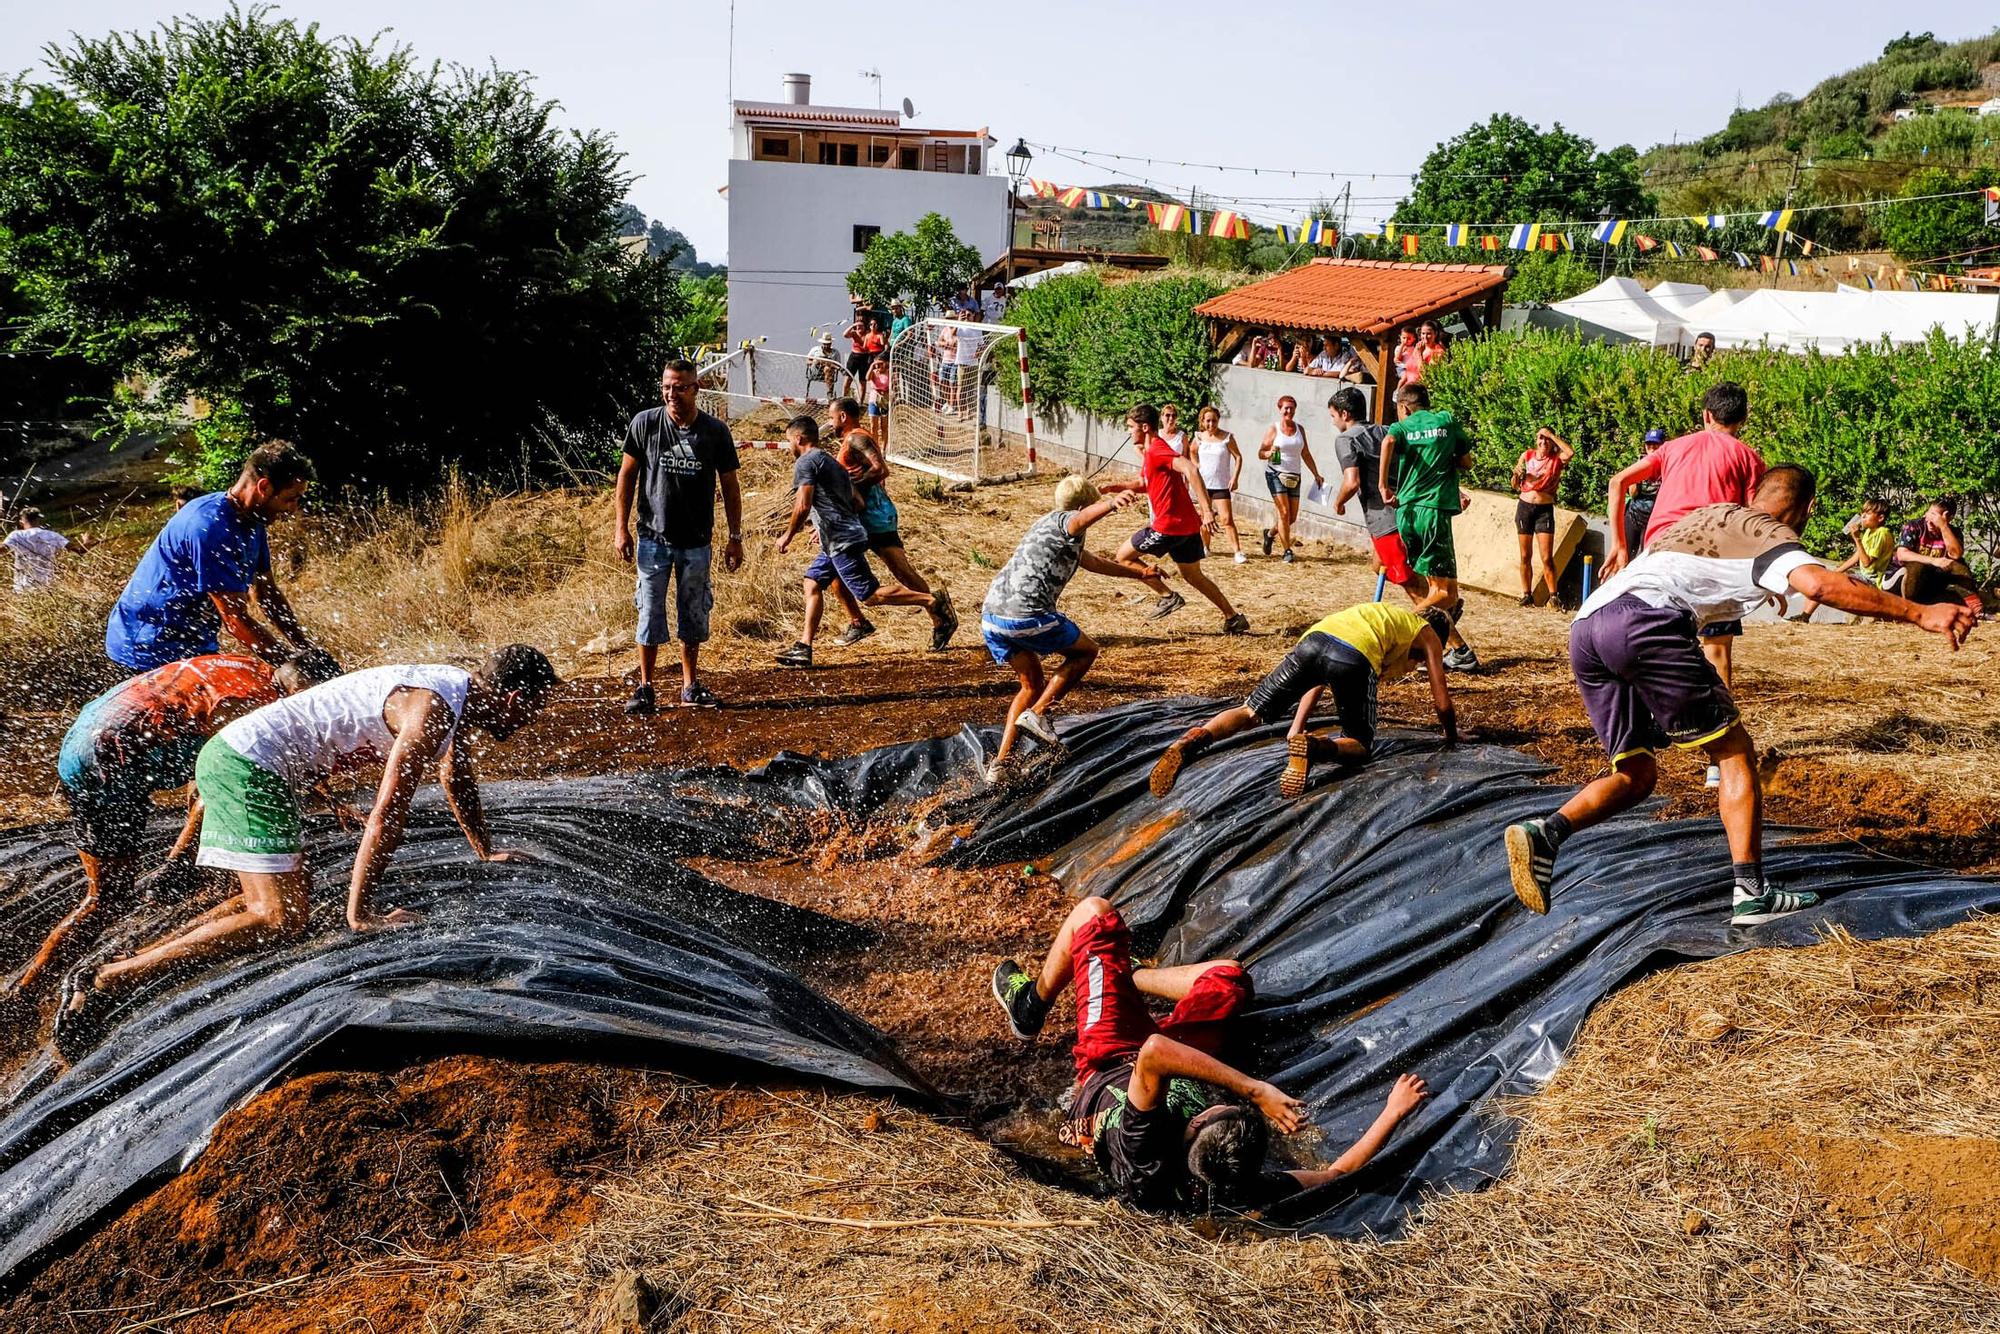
[105,442,321,672]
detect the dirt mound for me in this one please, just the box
[2,1055,659,1332]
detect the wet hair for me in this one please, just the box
[1396,383,1431,410]
[170,484,201,505]
[1329,386,1367,419]
[479,643,560,705]
[1753,464,1816,511]
[240,441,316,492]
[1702,381,1748,428]
[18,507,43,526]
[272,647,343,694]
[1128,403,1160,430]
[1421,608,1453,643]
[1053,475,1101,511]
[787,415,821,445]
[833,396,863,421]
[1186,1106,1270,1203]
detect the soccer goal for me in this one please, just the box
[886,319,1038,487]
[694,345,853,428]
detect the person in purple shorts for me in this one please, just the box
[774,416,956,668]
[1504,466,1974,927]
[977,477,1165,784]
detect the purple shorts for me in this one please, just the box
[804,544,880,602]
[1569,594,1738,763]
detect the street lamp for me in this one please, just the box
[1005,137,1032,287]
[1598,206,1614,279]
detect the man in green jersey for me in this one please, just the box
[1379,383,1478,671]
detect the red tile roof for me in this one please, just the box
[1194,259,1512,337]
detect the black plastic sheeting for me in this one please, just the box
[0,774,926,1286]
[912,697,2000,1235]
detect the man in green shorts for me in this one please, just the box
[1379,383,1478,671]
[56,646,559,1058]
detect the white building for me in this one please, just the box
[725,74,1008,364]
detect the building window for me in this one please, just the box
[967,146,982,174]
[870,144,890,164]
[759,136,790,159]
[819,142,859,166]
[898,147,918,169]
[853,225,881,254]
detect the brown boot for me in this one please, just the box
[1149,726,1212,798]
[1279,733,1341,798]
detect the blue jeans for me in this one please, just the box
[635,538,713,646]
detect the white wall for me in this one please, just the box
[726,159,1008,359]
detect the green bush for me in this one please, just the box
[1422,327,2000,571]
[1000,269,1233,418]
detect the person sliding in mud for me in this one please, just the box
[53,647,560,1058]
[991,896,1429,1213]
[1505,465,1975,927]
[773,416,956,668]
[1,649,342,1012]
[979,477,1167,786]
[1099,403,1250,636]
[1150,602,1459,800]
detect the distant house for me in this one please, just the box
[1979,96,2000,117]
[725,73,1007,359]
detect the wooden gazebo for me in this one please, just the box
[1194,259,1513,423]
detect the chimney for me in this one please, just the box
[782,73,811,106]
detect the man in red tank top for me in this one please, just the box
[1101,404,1248,634]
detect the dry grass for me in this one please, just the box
[396,919,2000,1334]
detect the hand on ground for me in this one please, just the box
[1386,1073,1429,1118]
[349,907,422,932]
[481,848,537,865]
[1916,602,1976,648]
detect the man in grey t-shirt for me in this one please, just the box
[773,416,957,668]
[1329,387,1426,601]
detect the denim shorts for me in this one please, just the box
[635,538,714,646]
[804,544,880,602]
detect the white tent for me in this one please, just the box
[1005,260,1088,291]
[1548,277,1688,346]
[1549,278,1998,355]
[1645,282,1713,312]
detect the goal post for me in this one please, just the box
[885,318,1038,487]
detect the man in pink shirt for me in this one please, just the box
[1606,382,1766,788]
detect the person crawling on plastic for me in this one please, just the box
[991,895,1429,1213]
[2,649,342,1010]
[1149,601,1459,800]
[54,646,559,1057]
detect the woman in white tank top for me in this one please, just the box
[1256,395,1324,564]
[1191,405,1246,562]
[1158,403,1187,457]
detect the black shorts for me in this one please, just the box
[1244,633,1378,749]
[845,352,871,380]
[63,784,152,861]
[1131,525,1206,565]
[1515,500,1555,535]
[1204,487,1232,501]
[865,529,904,553]
[1698,619,1742,640]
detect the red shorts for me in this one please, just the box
[1067,908,1252,1081]
[1372,531,1413,586]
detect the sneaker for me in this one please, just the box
[679,682,721,709]
[1705,764,1722,789]
[1143,591,1186,621]
[831,620,877,648]
[1222,613,1249,636]
[1016,709,1058,746]
[1281,549,1297,565]
[1233,552,1248,565]
[1149,725,1210,798]
[1279,733,1314,799]
[775,642,813,668]
[991,959,1049,1039]
[1442,646,1479,672]
[1504,819,1559,914]
[52,968,113,1065]
[930,587,959,651]
[982,754,1017,786]
[1261,527,1275,556]
[1519,594,1536,608]
[1731,886,1821,925]
[623,683,656,717]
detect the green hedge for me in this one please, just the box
[1423,327,2000,568]
[1001,269,1235,418]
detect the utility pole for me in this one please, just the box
[1770,150,1803,286]
[1337,181,1352,257]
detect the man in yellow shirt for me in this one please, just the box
[1149,602,1460,799]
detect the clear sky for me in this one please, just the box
[4,2,1996,261]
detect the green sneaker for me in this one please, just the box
[1731,886,1820,925]
[991,959,1049,1039]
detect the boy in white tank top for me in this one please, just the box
[56,645,561,1057]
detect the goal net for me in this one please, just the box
[886,319,1038,487]
[693,346,853,440]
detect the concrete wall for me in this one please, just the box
[726,159,1009,360]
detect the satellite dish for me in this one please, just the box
[901,96,917,119]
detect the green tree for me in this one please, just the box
[1396,115,1653,226]
[669,273,728,354]
[848,213,983,312]
[1878,166,2000,265]
[0,5,683,488]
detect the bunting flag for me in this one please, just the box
[1559,232,1575,251]
[1759,255,1776,273]
[1591,218,1629,245]
[1864,274,1876,289]
[1056,187,1106,209]
[1145,202,1194,233]
[1480,234,1501,250]
[1634,234,1659,252]
[1758,208,1794,231]
[1026,178,1057,199]
[1665,240,1684,258]
[1507,222,1542,249]
[1443,223,1468,246]
[1114,195,1141,208]
[1385,224,1398,242]
[1306,219,1338,245]
[1275,223,1299,244]
[1786,260,1798,276]
[1696,246,1719,261]
[1987,187,2000,202]
[1732,251,1752,268]
[1206,209,1249,239]
[1801,239,1816,256]
[1702,214,1728,230]
[1401,234,1420,256]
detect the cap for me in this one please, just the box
[1643,428,1667,444]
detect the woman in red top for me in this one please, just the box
[1417,320,1449,374]
[1101,404,1249,635]
[1394,329,1424,387]
[1511,427,1575,606]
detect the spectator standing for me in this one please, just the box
[1687,332,1717,373]
[1158,403,1187,456]
[1394,328,1424,388]
[6,507,91,591]
[842,311,874,390]
[953,320,985,416]
[1191,406,1246,563]
[1895,499,1982,612]
[808,331,842,399]
[1511,428,1575,606]
[1620,429,1668,557]
[888,298,914,346]
[862,318,888,365]
[105,442,319,675]
[1416,320,1449,377]
[933,323,959,412]
[866,356,892,444]
[1257,396,1323,565]
[612,358,744,714]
